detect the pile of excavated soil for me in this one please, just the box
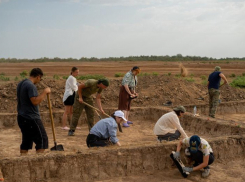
[1,75,245,113]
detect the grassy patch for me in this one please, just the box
[53,75,60,80]
[230,76,245,88]
[77,74,105,80]
[175,74,181,78]
[0,75,10,81]
[184,77,195,82]
[202,80,208,85]
[152,72,159,76]
[229,73,236,78]
[168,72,171,76]
[114,73,124,77]
[200,75,207,80]
[20,70,28,78]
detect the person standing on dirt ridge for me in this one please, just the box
[17,68,51,155]
[86,110,126,147]
[153,106,188,141]
[118,66,140,127]
[207,66,228,118]
[61,67,79,130]
[173,135,214,178]
[68,78,109,136]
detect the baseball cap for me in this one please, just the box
[114,110,127,122]
[173,106,186,113]
[99,78,110,86]
[189,135,201,153]
[214,66,221,71]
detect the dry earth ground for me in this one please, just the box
[1,61,245,181]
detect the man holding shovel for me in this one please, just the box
[207,66,228,118]
[17,68,51,155]
[68,78,109,136]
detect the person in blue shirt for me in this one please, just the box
[86,110,126,147]
[207,66,228,118]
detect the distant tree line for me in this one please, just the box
[0,54,245,63]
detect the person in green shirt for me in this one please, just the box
[68,78,109,136]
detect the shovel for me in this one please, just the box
[82,101,123,133]
[47,94,64,151]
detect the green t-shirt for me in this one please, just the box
[82,79,103,98]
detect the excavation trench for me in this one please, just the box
[0,106,245,181]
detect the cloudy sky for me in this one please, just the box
[0,0,244,59]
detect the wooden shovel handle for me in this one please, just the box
[47,93,57,142]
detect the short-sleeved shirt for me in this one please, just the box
[81,79,103,98]
[17,79,40,120]
[208,71,221,89]
[90,117,119,144]
[121,71,137,89]
[182,137,213,156]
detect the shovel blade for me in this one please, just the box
[51,144,64,151]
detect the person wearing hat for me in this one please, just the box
[207,66,228,118]
[173,135,214,178]
[68,78,109,136]
[118,66,140,127]
[86,110,126,147]
[153,106,188,141]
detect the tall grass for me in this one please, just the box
[230,76,245,88]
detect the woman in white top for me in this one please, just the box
[153,106,188,141]
[61,67,79,130]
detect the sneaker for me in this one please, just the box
[127,121,133,124]
[122,123,130,127]
[61,126,70,130]
[68,130,75,136]
[202,167,210,178]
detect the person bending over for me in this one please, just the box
[153,106,188,142]
[173,135,214,178]
[86,110,126,147]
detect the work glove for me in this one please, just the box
[183,167,193,173]
[173,151,180,160]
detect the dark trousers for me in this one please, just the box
[157,130,181,141]
[86,134,110,148]
[190,150,215,169]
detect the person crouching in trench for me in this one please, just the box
[86,110,126,147]
[153,106,188,142]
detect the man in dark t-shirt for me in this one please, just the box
[17,68,51,155]
[207,66,228,118]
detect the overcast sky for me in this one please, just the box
[0,0,244,59]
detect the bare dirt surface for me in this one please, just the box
[1,61,245,181]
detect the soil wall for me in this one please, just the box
[0,136,244,182]
[1,107,245,136]
[184,100,245,115]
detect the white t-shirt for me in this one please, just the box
[63,75,78,102]
[182,137,213,156]
[153,111,188,139]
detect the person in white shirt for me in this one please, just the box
[61,67,79,130]
[153,106,188,141]
[173,135,214,178]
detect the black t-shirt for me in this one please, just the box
[208,71,221,89]
[17,79,40,120]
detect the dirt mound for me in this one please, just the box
[0,75,245,113]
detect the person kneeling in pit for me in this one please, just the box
[86,110,126,147]
[173,135,215,178]
[153,106,188,142]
